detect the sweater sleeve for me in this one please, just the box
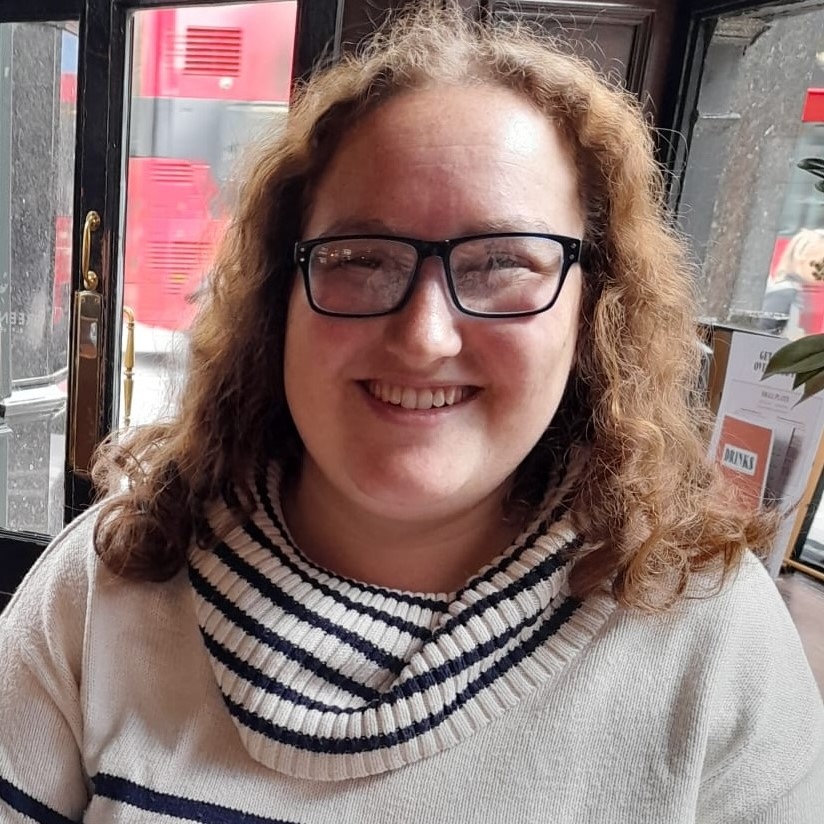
[0,514,97,822]
[696,556,824,823]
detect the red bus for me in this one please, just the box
[57,3,296,337]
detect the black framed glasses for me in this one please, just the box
[293,232,581,318]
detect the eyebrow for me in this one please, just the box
[317,216,561,238]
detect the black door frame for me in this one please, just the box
[0,0,82,605]
[663,0,824,200]
[67,0,342,524]
[0,0,341,607]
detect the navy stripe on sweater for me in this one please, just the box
[212,515,578,677]
[241,516,434,640]
[92,773,298,823]
[427,534,581,642]
[224,596,581,753]
[0,776,75,824]
[190,567,381,703]
[195,528,579,705]
[452,501,572,601]
[204,583,574,716]
[252,447,569,620]
[201,630,357,714]
[210,538,410,673]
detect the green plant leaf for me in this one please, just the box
[763,334,824,376]
[793,368,824,389]
[781,351,824,375]
[799,157,824,180]
[799,369,824,403]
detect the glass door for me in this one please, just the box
[0,0,341,608]
[0,19,77,536]
[0,1,82,602]
[117,1,299,429]
[668,0,824,584]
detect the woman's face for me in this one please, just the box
[284,84,584,524]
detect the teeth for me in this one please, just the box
[367,381,470,411]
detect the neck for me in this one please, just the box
[282,461,521,595]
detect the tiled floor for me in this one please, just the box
[776,571,824,695]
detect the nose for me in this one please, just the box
[382,257,463,366]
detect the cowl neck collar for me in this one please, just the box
[188,461,615,780]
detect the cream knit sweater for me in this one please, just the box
[1,466,823,822]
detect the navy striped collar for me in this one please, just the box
[189,462,615,780]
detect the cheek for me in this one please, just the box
[501,296,581,418]
[532,327,578,394]
[482,322,578,419]
[284,291,323,413]
[283,293,367,400]
[526,279,581,381]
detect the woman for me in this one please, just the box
[760,227,824,336]
[1,5,821,821]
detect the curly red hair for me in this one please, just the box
[92,2,772,611]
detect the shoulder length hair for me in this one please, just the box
[92,2,772,611]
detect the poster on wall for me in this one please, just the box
[713,414,774,510]
[708,330,824,576]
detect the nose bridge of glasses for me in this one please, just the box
[392,245,463,353]
[408,240,457,305]
[413,239,452,273]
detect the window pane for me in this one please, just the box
[119,1,295,428]
[676,7,824,572]
[677,9,824,329]
[0,22,77,535]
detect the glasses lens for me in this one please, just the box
[449,236,565,314]
[308,238,416,315]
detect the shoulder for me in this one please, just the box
[611,553,801,648]
[1,502,195,689]
[599,555,816,703]
[1,505,101,635]
[657,553,816,691]
[0,506,109,709]
[712,551,820,689]
[684,555,823,818]
[0,504,187,656]
[692,551,794,623]
[602,555,823,818]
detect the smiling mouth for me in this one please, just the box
[365,380,477,411]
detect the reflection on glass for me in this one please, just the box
[675,8,824,328]
[119,1,296,428]
[0,22,77,535]
[676,9,824,579]
[800,506,824,571]
[759,228,824,338]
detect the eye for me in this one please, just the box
[457,249,544,280]
[316,247,388,271]
[482,252,525,270]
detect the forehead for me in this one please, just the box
[304,84,584,240]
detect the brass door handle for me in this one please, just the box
[69,211,103,475]
[81,210,100,290]
[122,307,135,428]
